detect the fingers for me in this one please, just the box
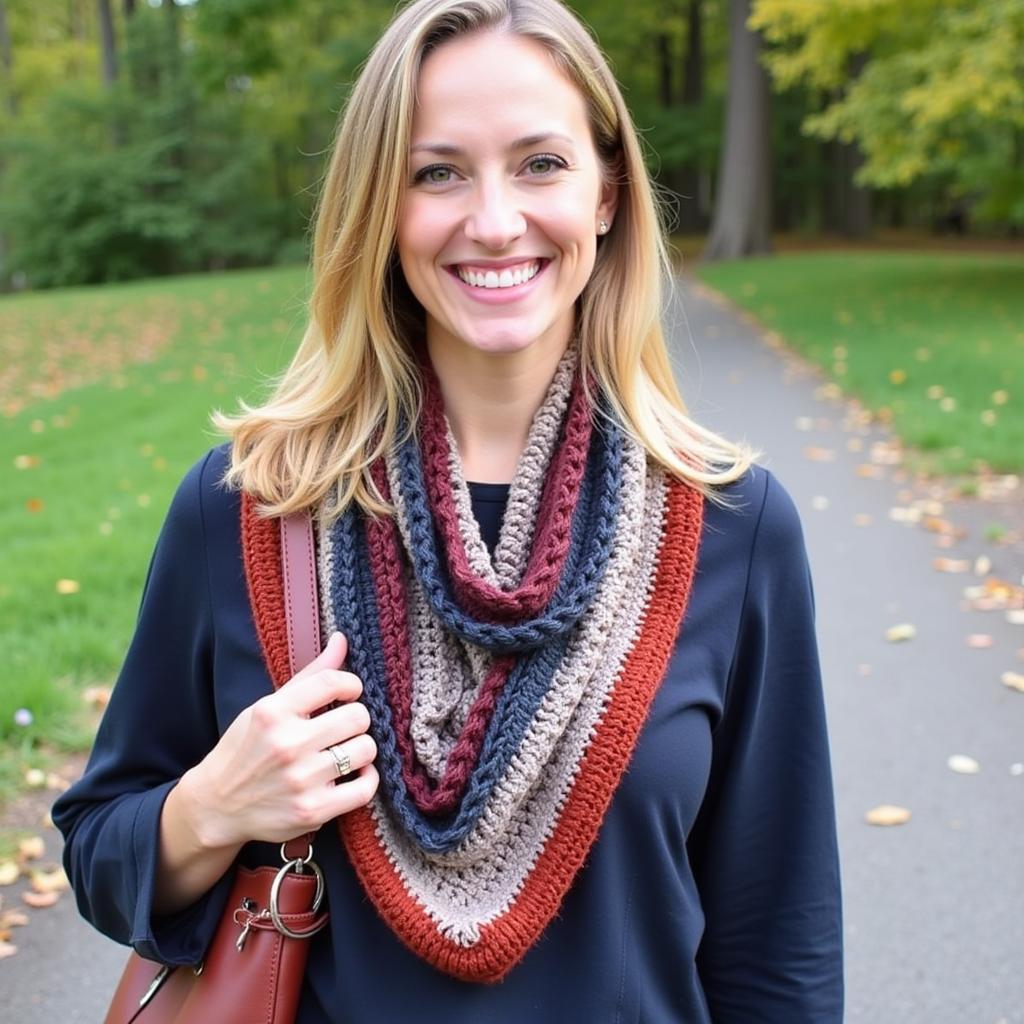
[280,634,364,715]
[290,631,348,683]
[303,700,372,751]
[322,764,380,819]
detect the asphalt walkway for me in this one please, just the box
[3,274,1022,1021]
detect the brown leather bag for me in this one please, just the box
[104,512,325,1024]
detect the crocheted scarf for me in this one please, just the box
[241,351,703,982]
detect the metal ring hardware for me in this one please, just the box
[268,855,328,940]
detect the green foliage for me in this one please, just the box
[751,0,1024,226]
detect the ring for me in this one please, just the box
[327,743,352,778]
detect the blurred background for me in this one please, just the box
[1,0,1022,1019]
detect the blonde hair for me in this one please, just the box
[214,0,758,519]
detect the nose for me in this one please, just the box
[464,180,526,250]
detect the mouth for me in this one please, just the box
[449,259,547,290]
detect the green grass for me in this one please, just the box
[0,266,310,791]
[694,251,1024,476]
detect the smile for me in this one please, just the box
[454,260,542,289]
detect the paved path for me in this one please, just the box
[670,276,1024,1024]
[3,275,1023,1021]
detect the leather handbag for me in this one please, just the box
[104,511,325,1024]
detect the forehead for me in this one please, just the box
[411,32,591,147]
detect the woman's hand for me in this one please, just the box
[178,632,379,850]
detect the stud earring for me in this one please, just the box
[598,220,609,234]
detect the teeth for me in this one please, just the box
[457,261,540,289]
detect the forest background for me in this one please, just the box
[0,0,1022,290]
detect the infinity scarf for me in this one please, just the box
[242,350,704,982]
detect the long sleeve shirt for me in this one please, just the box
[53,444,843,1022]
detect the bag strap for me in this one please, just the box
[280,511,321,677]
[280,510,321,857]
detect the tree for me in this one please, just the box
[751,0,1024,229]
[97,0,118,85]
[703,0,772,259]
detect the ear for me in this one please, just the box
[596,166,620,233]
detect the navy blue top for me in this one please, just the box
[53,445,843,1022]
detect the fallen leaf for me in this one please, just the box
[974,556,992,576]
[811,496,829,511]
[0,909,29,929]
[795,416,814,432]
[1011,763,1024,776]
[803,447,836,462]
[0,862,19,886]
[25,498,44,513]
[992,390,1009,405]
[13,455,40,470]
[30,868,69,894]
[948,754,980,775]
[17,837,44,862]
[55,579,80,595]
[939,396,957,412]
[45,773,69,793]
[886,624,916,642]
[0,939,16,959]
[24,769,45,788]
[865,805,911,826]
[889,368,907,385]
[853,514,873,527]
[1007,610,1024,625]
[857,464,885,479]
[922,516,955,534]
[82,686,112,709]
[21,890,59,909]
[933,558,970,573]
[890,507,922,524]
[966,634,994,648]
[1001,672,1024,693]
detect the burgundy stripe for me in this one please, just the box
[419,367,591,623]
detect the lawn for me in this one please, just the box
[0,266,310,791]
[694,251,1024,477]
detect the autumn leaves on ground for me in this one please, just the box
[0,252,1022,960]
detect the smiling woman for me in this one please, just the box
[53,1,843,1022]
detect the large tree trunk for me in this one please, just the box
[703,0,772,260]
[656,33,672,108]
[97,0,118,85]
[677,0,705,233]
[0,0,15,117]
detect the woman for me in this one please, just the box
[54,0,843,1019]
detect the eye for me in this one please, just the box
[524,154,568,175]
[412,164,456,186]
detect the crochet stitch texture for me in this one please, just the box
[241,351,704,982]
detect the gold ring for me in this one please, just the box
[327,743,351,777]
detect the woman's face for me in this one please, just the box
[397,31,616,361]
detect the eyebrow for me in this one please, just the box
[409,132,577,156]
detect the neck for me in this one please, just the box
[426,338,568,484]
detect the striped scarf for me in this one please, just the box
[242,350,703,982]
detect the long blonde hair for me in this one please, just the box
[214,0,757,519]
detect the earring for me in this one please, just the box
[598,220,609,234]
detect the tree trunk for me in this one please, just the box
[0,0,15,117]
[656,33,672,108]
[97,0,118,85]
[677,0,705,233]
[124,0,136,15]
[703,0,772,260]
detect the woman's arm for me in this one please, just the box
[54,448,378,957]
[687,470,844,1022]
